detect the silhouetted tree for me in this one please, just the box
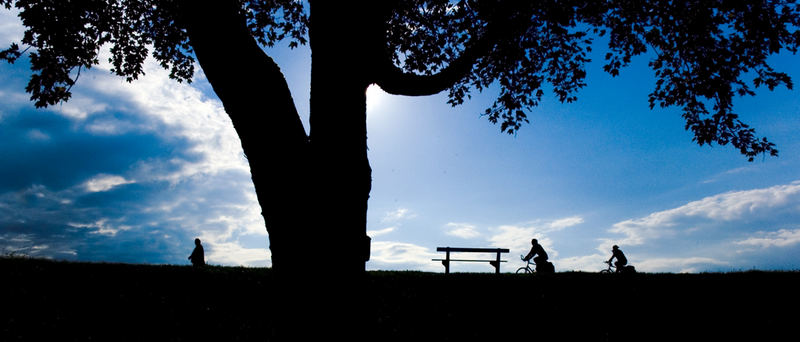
[3,0,799,276]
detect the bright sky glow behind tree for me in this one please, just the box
[1,9,800,273]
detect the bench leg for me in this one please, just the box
[444,251,450,274]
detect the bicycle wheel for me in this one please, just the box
[516,267,532,274]
[599,269,612,274]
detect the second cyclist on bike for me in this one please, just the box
[608,245,635,274]
[523,238,554,273]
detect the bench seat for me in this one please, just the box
[434,247,510,274]
[432,259,507,263]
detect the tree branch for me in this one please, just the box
[374,31,490,97]
[178,0,308,147]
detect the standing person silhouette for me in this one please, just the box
[522,238,548,266]
[189,238,205,267]
[608,245,627,273]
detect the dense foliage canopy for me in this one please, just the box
[3,0,799,160]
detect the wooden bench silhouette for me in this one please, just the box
[433,247,510,274]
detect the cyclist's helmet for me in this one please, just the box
[612,245,619,250]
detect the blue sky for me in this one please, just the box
[2,9,800,273]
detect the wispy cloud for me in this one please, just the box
[701,166,755,184]
[0,8,23,44]
[486,216,584,261]
[381,207,415,223]
[596,181,800,272]
[549,216,584,230]
[736,228,800,249]
[203,240,270,267]
[488,224,539,252]
[68,219,132,237]
[367,227,396,237]
[0,35,267,265]
[444,222,481,239]
[636,257,728,273]
[51,97,109,120]
[83,174,134,192]
[368,241,439,271]
[608,181,800,247]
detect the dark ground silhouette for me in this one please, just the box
[1,258,797,341]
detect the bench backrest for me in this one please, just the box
[436,247,510,253]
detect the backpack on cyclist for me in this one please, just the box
[536,261,555,274]
[621,265,636,274]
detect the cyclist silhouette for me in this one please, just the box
[522,238,548,266]
[608,245,627,273]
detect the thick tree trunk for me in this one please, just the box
[181,1,382,338]
[307,1,381,276]
[181,0,376,276]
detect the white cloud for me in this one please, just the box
[1,232,78,258]
[636,257,727,273]
[488,225,559,265]
[701,166,755,184]
[50,97,109,120]
[83,174,134,192]
[488,224,535,251]
[609,181,800,246]
[82,51,266,265]
[0,89,30,109]
[0,44,265,265]
[203,240,270,267]
[0,8,23,45]
[84,116,144,135]
[367,227,396,237]
[444,222,481,239]
[26,129,50,141]
[549,216,584,230]
[68,219,132,237]
[64,48,252,185]
[368,241,439,271]
[590,181,800,272]
[736,228,800,249]
[382,207,415,223]
[486,216,582,259]
[684,182,800,221]
[0,14,271,267]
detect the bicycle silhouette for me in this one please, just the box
[600,260,636,274]
[516,255,554,274]
[516,256,535,274]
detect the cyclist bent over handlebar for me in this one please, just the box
[608,245,627,273]
[522,238,549,266]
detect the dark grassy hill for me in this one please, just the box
[2,258,798,341]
